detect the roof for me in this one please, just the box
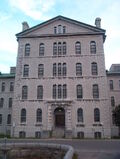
[0,73,15,78]
[16,15,106,39]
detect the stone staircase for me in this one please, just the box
[52,128,65,138]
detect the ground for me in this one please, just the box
[0,139,120,159]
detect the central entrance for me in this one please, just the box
[54,107,65,127]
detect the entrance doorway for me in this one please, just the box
[54,107,65,127]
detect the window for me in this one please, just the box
[53,42,57,55]
[0,98,4,108]
[75,41,81,54]
[0,114,2,124]
[58,85,62,99]
[58,42,62,55]
[23,64,29,77]
[53,84,67,99]
[77,108,83,122]
[109,80,113,90]
[63,84,67,99]
[119,80,120,89]
[58,63,62,76]
[63,63,67,76]
[10,82,14,91]
[36,109,42,122]
[111,96,115,107]
[77,132,84,139]
[39,43,44,56]
[1,82,5,92]
[54,27,57,34]
[76,63,82,76]
[9,98,12,108]
[90,41,96,54]
[58,25,62,34]
[53,84,57,99]
[35,131,41,138]
[94,108,100,122]
[63,26,66,34]
[19,131,26,138]
[91,62,98,75]
[7,114,11,125]
[93,84,99,98]
[22,86,28,99]
[94,132,101,139]
[53,63,57,76]
[63,42,66,55]
[25,43,30,56]
[21,108,26,123]
[38,64,44,77]
[37,85,43,99]
[77,85,83,99]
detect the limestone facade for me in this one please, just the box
[0,16,119,138]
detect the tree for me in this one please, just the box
[113,105,120,136]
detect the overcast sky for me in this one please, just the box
[0,0,120,73]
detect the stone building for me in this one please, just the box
[0,16,119,138]
[107,64,120,137]
[0,67,15,135]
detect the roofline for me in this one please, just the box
[0,74,15,78]
[16,15,106,37]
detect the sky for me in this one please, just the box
[0,0,120,73]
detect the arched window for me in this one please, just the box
[36,109,42,122]
[94,132,101,139]
[94,108,100,122]
[63,42,66,55]
[93,84,99,98]
[7,114,11,125]
[63,63,67,76]
[38,64,44,77]
[37,85,43,99]
[21,108,26,123]
[0,98,4,107]
[22,85,28,99]
[77,108,83,122]
[58,42,62,55]
[90,41,96,54]
[53,63,57,76]
[53,84,57,99]
[58,63,62,76]
[91,62,98,75]
[23,64,29,77]
[76,63,82,76]
[19,131,26,138]
[77,85,83,99]
[111,96,115,107]
[25,43,30,56]
[39,43,44,56]
[77,132,84,139]
[53,42,57,55]
[58,85,62,99]
[63,84,67,99]
[9,98,12,107]
[75,41,81,54]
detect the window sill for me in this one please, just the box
[76,123,85,127]
[20,123,27,126]
[35,123,43,126]
[93,123,102,126]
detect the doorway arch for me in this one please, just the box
[54,107,65,127]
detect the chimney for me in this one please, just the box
[22,21,29,31]
[95,17,101,28]
[10,67,16,74]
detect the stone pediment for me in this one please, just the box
[16,15,106,39]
